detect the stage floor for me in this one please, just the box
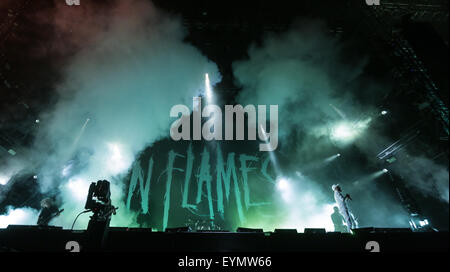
[0,226,447,252]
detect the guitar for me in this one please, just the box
[37,209,64,226]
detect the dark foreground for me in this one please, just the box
[0,225,447,252]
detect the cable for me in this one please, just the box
[71,210,91,231]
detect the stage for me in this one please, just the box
[0,225,447,252]
[0,1,448,258]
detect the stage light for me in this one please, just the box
[70,118,90,153]
[324,153,341,162]
[276,177,292,202]
[331,122,355,140]
[330,119,371,144]
[35,119,40,123]
[358,169,389,182]
[260,124,280,175]
[419,219,429,227]
[276,178,289,191]
[108,142,122,159]
[67,177,89,201]
[205,73,213,103]
[33,175,38,179]
[381,110,388,115]
[106,142,133,175]
[0,174,10,185]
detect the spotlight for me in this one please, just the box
[324,153,341,163]
[35,119,40,123]
[276,177,292,202]
[0,174,10,185]
[371,169,389,179]
[419,219,429,227]
[331,123,355,141]
[106,142,133,174]
[276,178,289,191]
[205,73,213,103]
[330,119,371,144]
[67,177,88,201]
[33,175,38,179]
[381,110,388,115]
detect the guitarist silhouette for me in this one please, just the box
[37,198,64,226]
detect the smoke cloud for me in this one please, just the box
[1,0,221,228]
[0,206,39,228]
[392,154,449,203]
[233,20,413,229]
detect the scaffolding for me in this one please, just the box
[375,0,448,22]
[358,2,448,136]
[356,1,448,231]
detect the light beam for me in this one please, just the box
[205,73,213,104]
